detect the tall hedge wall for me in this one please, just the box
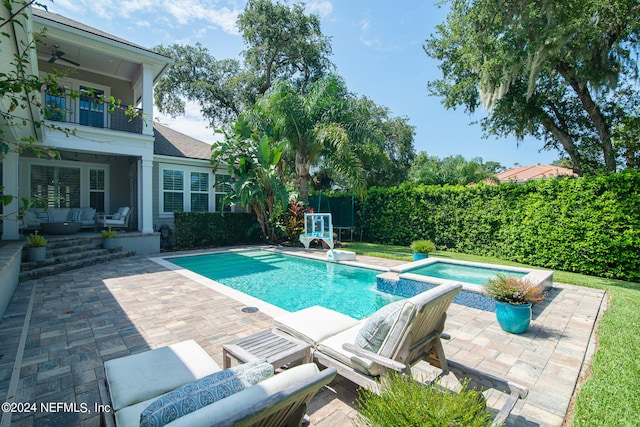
[363,171,640,281]
[174,212,261,248]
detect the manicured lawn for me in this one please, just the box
[342,242,640,426]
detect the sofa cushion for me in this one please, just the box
[81,207,95,220]
[273,306,360,346]
[68,209,83,222]
[104,340,221,411]
[23,210,40,227]
[49,208,71,222]
[139,359,274,427]
[354,300,406,353]
[115,364,321,427]
[35,209,50,223]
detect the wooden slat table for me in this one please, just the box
[223,329,311,369]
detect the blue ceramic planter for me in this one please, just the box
[413,252,429,261]
[494,301,531,334]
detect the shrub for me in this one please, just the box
[485,273,547,305]
[356,372,494,427]
[26,231,47,247]
[410,239,436,254]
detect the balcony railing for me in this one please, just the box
[44,94,144,134]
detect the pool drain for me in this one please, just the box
[241,306,259,313]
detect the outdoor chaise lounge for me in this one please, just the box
[273,283,528,426]
[98,340,337,427]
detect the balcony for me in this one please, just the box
[44,93,144,134]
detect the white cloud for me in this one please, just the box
[154,101,221,145]
[306,0,333,18]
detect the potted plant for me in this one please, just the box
[410,239,436,261]
[26,231,47,262]
[485,273,547,334]
[101,227,118,249]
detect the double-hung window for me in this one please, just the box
[190,172,209,212]
[162,169,184,213]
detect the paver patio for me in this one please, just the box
[0,248,606,426]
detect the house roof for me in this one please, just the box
[32,8,164,58]
[153,122,214,161]
[494,165,577,182]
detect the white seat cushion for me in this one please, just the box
[273,306,360,345]
[115,363,321,427]
[316,325,380,376]
[104,340,220,411]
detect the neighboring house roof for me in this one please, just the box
[494,165,578,183]
[153,122,214,161]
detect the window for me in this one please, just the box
[214,174,232,212]
[89,169,106,212]
[190,172,209,212]
[162,169,184,213]
[31,165,81,208]
[79,86,105,128]
[45,92,67,121]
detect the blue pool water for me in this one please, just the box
[406,261,527,286]
[168,250,401,319]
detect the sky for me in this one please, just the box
[42,0,563,168]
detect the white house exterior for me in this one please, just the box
[1,7,231,246]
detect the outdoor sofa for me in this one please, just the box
[98,339,336,427]
[21,207,97,231]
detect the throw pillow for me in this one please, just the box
[35,209,50,223]
[68,209,82,222]
[139,359,274,427]
[355,299,406,353]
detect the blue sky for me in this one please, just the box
[43,0,562,168]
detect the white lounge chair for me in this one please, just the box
[274,283,528,426]
[100,206,133,230]
[99,340,336,427]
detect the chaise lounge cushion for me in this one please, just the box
[139,359,274,427]
[114,363,323,427]
[273,306,360,346]
[104,340,221,412]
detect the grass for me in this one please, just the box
[342,242,640,426]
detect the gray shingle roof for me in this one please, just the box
[153,122,213,161]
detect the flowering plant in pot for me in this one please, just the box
[410,239,436,261]
[485,273,547,334]
[26,231,47,262]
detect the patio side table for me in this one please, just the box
[223,329,311,369]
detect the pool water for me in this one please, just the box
[406,261,527,286]
[168,250,401,319]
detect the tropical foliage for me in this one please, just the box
[212,116,288,242]
[424,0,640,174]
[409,152,501,185]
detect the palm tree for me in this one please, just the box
[255,74,365,202]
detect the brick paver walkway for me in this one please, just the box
[0,248,606,426]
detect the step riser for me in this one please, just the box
[20,235,136,281]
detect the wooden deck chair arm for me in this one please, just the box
[446,358,528,427]
[342,343,408,372]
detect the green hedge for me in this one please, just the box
[362,171,640,281]
[174,212,261,248]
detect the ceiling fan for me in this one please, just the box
[48,45,80,67]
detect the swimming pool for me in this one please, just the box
[165,249,401,319]
[403,261,527,286]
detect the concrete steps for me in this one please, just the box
[19,234,136,282]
